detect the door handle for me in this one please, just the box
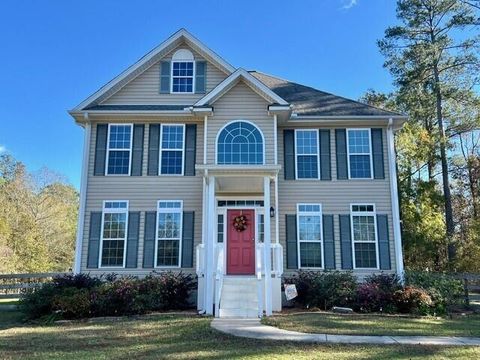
[252,238,255,242]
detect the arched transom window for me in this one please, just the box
[217,121,264,165]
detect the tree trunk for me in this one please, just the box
[432,64,456,263]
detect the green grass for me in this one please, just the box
[0,299,19,305]
[0,312,479,359]
[262,312,480,337]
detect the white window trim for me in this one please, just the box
[155,200,183,268]
[296,203,324,269]
[215,120,266,165]
[159,124,186,176]
[294,129,320,180]
[170,60,196,94]
[105,124,133,176]
[98,200,129,269]
[350,203,380,270]
[346,128,374,180]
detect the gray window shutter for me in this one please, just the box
[323,215,335,269]
[335,129,348,180]
[126,212,140,268]
[319,129,331,180]
[339,215,353,269]
[284,130,295,180]
[195,61,206,94]
[371,128,385,179]
[143,211,157,268]
[184,124,197,176]
[94,124,108,176]
[131,125,144,176]
[160,61,171,93]
[285,214,298,269]
[87,212,102,268]
[181,211,195,268]
[377,214,391,270]
[147,124,160,176]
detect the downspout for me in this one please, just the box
[74,114,91,274]
[387,118,405,282]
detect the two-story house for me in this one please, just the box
[69,29,407,318]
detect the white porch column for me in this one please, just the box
[204,176,216,315]
[263,176,273,316]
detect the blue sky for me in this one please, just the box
[0,0,398,189]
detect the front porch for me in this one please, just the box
[195,165,284,317]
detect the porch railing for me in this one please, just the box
[271,243,284,277]
[214,243,225,318]
[256,243,264,317]
[195,244,205,277]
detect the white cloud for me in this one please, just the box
[341,0,358,10]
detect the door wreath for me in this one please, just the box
[233,212,248,232]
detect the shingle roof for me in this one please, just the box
[250,71,404,117]
[84,105,189,111]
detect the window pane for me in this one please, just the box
[355,243,377,268]
[109,125,131,149]
[297,155,318,179]
[348,130,370,154]
[298,215,321,241]
[217,121,263,164]
[217,214,224,243]
[172,62,194,93]
[258,214,265,243]
[101,240,125,266]
[300,242,322,268]
[161,151,183,174]
[162,126,184,150]
[350,155,371,178]
[103,213,126,239]
[107,150,130,175]
[296,131,318,155]
[157,240,180,266]
[352,215,376,242]
[158,212,181,239]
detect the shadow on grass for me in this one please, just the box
[0,314,479,359]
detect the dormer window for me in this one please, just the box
[171,49,194,93]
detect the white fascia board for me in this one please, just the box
[72,29,235,112]
[194,69,289,106]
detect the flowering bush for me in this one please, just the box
[356,273,402,313]
[393,286,433,314]
[20,272,196,320]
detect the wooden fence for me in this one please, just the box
[451,273,480,306]
[0,272,70,299]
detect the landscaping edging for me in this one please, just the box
[211,318,480,346]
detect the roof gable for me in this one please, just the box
[195,69,289,106]
[72,29,235,111]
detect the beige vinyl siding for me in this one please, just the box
[205,81,275,165]
[81,120,204,275]
[102,45,228,105]
[277,126,396,275]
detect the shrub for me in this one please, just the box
[284,271,357,310]
[52,287,91,319]
[146,271,196,310]
[91,277,142,317]
[52,273,102,290]
[405,271,463,307]
[19,283,57,319]
[393,286,433,314]
[356,274,402,312]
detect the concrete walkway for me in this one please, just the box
[211,318,480,346]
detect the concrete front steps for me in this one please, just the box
[218,277,259,318]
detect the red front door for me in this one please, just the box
[227,209,255,275]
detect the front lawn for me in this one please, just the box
[0,312,480,359]
[262,312,480,337]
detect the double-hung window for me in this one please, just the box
[297,204,323,268]
[351,204,378,269]
[106,124,133,175]
[156,201,183,267]
[172,61,194,93]
[347,129,372,179]
[295,130,319,179]
[100,201,128,267]
[160,124,185,175]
